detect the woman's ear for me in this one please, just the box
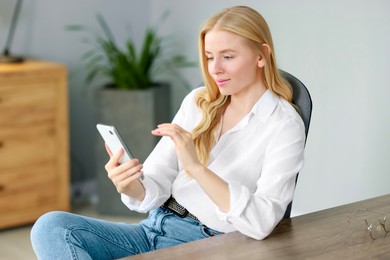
[257,44,271,68]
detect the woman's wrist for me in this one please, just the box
[186,163,206,178]
[188,163,230,212]
[123,180,146,201]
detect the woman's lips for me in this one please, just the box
[216,79,230,87]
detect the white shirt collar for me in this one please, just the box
[221,90,279,136]
[250,89,279,124]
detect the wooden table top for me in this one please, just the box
[121,194,390,259]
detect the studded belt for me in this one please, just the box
[162,197,199,222]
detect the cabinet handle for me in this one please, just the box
[0,185,4,192]
[0,141,3,148]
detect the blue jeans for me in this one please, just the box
[31,207,223,259]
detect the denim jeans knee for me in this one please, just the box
[31,211,150,260]
[31,211,80,259]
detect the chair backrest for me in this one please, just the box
[280,70,312,140]
[279,70,312,218]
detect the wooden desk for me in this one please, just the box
[122,194,390,259]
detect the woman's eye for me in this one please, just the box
[206,57,214,61]
[224,56,233,60]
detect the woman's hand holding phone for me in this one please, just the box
[104,145,146,201]
[97,123,146,201]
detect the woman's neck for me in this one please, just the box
[219,85,267,138]
[229,84,267,117]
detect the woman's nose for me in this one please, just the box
[209,59,223,75]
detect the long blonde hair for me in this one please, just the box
[192,6,293,165]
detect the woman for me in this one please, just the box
[31,5,305,259]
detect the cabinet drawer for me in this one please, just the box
[0,81,56,126]
[0,163,57,209]
[0,61,69,229]
[0,124,56,170]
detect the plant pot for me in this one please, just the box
[95,83,171,216]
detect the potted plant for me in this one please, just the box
[67,13,195,215]
[67,12,194,91]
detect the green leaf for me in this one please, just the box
[64,24,85,31]
[95,13,116,44]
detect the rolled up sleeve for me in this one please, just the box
[216,117,305,240]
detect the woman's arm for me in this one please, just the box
[151,123,231,212]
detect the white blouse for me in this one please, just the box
[121,87,305,240]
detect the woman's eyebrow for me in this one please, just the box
[205,49,237,55]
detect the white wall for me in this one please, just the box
[1,0,389,215]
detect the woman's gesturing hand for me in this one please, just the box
[151,124,230,211]
[151,124,203,175]
[104,144,145,200]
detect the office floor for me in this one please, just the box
[0,205,146,260]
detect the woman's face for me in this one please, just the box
[204,30,265,97]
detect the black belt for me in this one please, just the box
[162,197,199,222]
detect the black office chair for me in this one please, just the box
[279,70,312,218]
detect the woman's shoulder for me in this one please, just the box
[181,86,205,107]
[173,86,205,129]
[185,85,205,99]
[176,86,205,116]
[274,97,305,133]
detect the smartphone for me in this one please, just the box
[96,124,134,164]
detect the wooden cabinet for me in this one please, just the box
[0,60,70,229]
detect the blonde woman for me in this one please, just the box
[31,6,305,259]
